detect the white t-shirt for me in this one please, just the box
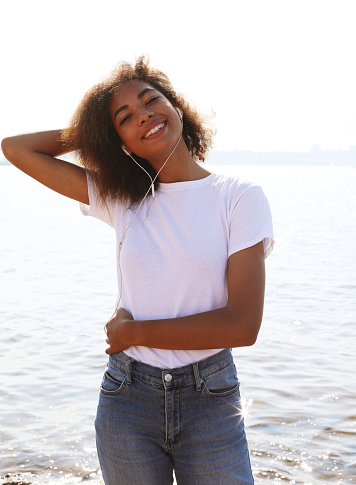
[81,172,274,368]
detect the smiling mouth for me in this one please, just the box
[143,122,166,139]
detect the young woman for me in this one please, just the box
[2,57,274,485]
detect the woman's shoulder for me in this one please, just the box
[208,171,261,197]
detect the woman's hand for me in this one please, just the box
[105,307,133,354]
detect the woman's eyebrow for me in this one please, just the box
[113,105,129,121]
[113,88,156,121]
[137,87,155,99]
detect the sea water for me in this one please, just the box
[0,163,355,484]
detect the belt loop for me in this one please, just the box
[192,362,202,391]
[125,357,134,385]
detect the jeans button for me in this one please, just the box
[164,373,173,382]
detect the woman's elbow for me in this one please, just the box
[244,331,259,347]
[231,316,261,347]
[1,137,11,159]
[1,136,19,162]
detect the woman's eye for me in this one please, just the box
[120,114,131,125]
[146,95,159,105]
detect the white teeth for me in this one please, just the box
[144,122,165,138]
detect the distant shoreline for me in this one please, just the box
[207,147,356,165]
[1,147,355,166]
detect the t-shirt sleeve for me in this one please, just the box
[228,184,274,259]
[80,171,115,227]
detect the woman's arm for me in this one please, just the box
[105,241,266,354]
[1,130,88,204]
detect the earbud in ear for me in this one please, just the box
[176,107,183,122]
[122,146,131,156]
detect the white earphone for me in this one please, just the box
[176,107,183,123]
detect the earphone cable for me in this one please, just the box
[112,131,182,317]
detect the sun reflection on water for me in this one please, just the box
[241,397,254,420]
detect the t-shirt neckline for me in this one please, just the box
[158,173,217,192]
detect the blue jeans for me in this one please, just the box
[95,348,254,484]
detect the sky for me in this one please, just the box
[1,0,355,153]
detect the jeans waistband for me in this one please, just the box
[108,348,233,390]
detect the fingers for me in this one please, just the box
[105,324,110,352]
[104,313,128,355]
[105,343,117,355]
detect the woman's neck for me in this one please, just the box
[147,139,211,184]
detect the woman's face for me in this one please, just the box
[109,80,182,161]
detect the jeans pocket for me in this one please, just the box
[202,361,240,397]
[100,363,127,395]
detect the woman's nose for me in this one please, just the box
[138,109,154,125]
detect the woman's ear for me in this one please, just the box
[122,145,132,156]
